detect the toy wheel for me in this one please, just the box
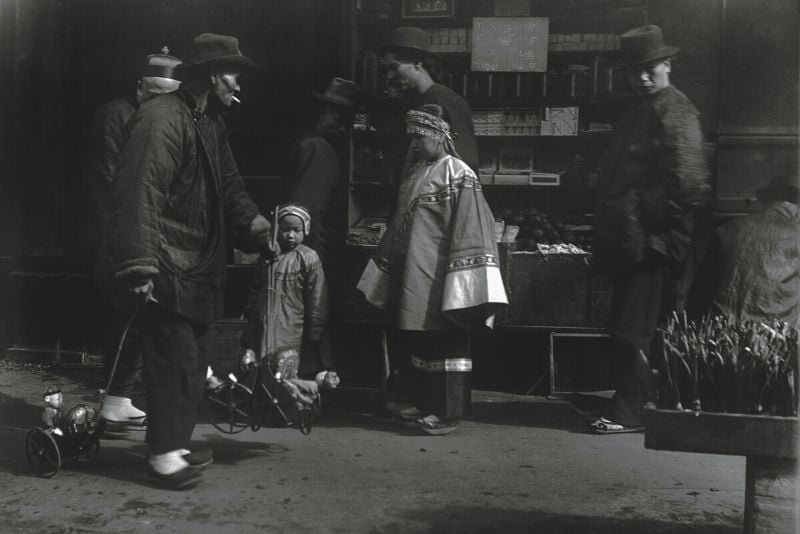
[208,382,253,434]
[26,428,61,478]
[73,438,100,466]
[298,409,314,435]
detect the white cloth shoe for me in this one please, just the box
[148,450,190,475]
[100,395,146,423]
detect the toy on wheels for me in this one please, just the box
[207,349,337,436]
[26,387,106,478]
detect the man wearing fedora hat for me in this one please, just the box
[285,77,361,372]
[687,174,799,327]
[107,33,271,488]
[378,26,478,172]
[85,47,182,429]
[589,25,711,434]
[287,78,361,269]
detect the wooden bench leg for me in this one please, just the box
[744,456,798,534]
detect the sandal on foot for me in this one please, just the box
[102,417,147,436]
[415,415,459,436]
[395,406,422,422]
[182,448,214,469]
[588,417,643,435]
[146,464,202,490]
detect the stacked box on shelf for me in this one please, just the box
[428,27,472,53]
[541,106,579,136]
[474,109,504,136]
[474,108,542,137]
[473,109,488,136]
[478,145,497,184]
[502,108,542,136]
[548,33,620,52]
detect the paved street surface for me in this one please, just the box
[0,359,744,533]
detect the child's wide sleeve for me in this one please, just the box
[304,252,329,341]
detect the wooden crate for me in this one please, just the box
[549,332,614,395]
[501,250,591,327]
[645,409,798,534]
[644,409,797,459]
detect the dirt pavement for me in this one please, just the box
[0,359,744,533]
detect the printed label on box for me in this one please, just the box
[541,106,579,136]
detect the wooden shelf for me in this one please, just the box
[482,184,592,192]
[469,96,630,108]
[645,408,798,459]
[476,131,611,139]
[498,324,606,334]
[424,49,621,58]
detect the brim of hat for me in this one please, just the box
[619,46,680,66]
[313,93,359,109]
[141,77,182,94]
[755,185,799,203]
[377,44,438,60]
[177,55,259,72]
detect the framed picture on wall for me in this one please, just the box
[401,0,455,18]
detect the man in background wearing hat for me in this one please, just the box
[285,78,361,373]
[687,174,799,328]
[378,26,478,172]
[107,33,271,488]
[85,48,182,428]
[586,25,711,433]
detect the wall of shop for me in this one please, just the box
[0,0,796,374]
[0,0,349,350]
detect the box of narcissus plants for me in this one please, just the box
[644,313,798,457]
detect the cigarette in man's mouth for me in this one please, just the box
[232,95,241,104]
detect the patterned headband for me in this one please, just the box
[276,204,311,235]
[406,109,452,144]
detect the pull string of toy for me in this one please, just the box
[100,294,156,412]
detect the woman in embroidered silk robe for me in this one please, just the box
[358,104,508,434]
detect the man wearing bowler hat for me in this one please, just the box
[284,77,361,373]
[106,33,272,488]
[86,47,182,429]
[378,26,478,172]
[687,173,799,327]
[585,25,711,433]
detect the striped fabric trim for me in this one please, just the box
[411,356,472,373]
[447,253,498,272]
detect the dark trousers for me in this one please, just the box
[102,299,143,397]
[139,305,209,455]
[606,254,675,426]
[396,329,471,420]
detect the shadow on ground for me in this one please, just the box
[314,396,592,436]
[378,504,740,534]
[0,386,289,490]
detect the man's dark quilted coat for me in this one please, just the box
[594,85,711,275]
[106,89,262,323]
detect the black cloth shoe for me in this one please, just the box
[146,464,202,490]
[182,448,214,468]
